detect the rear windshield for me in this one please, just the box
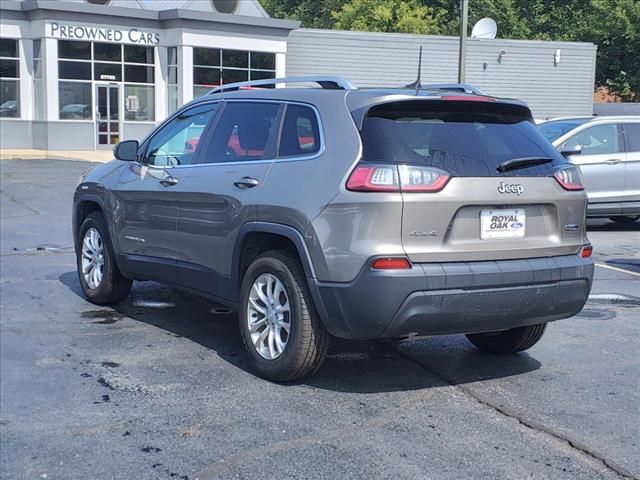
[538,119,591,142]
[360,101,567,177]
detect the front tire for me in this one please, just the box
[466,323,547,354]
[239,250,329,382]
[77,212,132,305]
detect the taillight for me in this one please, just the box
[580,245,593,258]
[346,163,450,193]
[554,165,584,191]
[371,257,412,270]
[345,164,399,192]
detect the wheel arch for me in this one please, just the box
[73,194,107,248]
[231,222,330,325]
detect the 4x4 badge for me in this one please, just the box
[497,182,524,195]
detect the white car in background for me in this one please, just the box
[538,116,640,224]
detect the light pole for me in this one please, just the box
[458,0,469,83]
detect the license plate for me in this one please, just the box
[480,209,526,240]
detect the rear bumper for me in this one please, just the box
[315,255,594,339]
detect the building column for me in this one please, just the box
[275,52,286,78]
[178,45,193,106]
[19,39,33,121]
[155,45,167,122]
[42,37,58,121]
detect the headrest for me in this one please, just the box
[238,119,271,151]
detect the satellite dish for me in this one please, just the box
[471,18,497,39]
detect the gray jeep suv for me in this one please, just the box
[73,76,594,381]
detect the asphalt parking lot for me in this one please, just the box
[1,159,639,480]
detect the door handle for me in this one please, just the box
[605,158,621,165]
[233,177,259,189]
[159,177,179,187]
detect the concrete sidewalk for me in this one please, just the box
[0,149,113,163]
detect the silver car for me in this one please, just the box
[73,76,594,381]
[538,116,640,224]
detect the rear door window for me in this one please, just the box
[204,102,280,163]
[561,124,623,155]
[360,100,566,177]
[623,123,640,152]
[278,104,321,157]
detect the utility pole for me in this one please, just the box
[458,0,469,83]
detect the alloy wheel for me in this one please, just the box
[81,227,104,289]
[247,273,291,360]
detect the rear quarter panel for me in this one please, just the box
[256,92,363,281]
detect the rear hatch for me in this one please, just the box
[354,98,587,262]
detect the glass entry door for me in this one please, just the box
[95,84,120,147]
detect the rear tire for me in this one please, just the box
[239,250,329,382]
[466,323,547,354]
[610,216,639,225]
[77,212,132,305]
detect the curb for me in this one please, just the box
[587,294,640,307]
[0,150,113,163]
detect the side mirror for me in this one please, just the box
[560,145,582,157]
[113,140,139,162]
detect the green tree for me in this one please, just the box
[260,0,640,99]
[332,0,444,35]
[259,0,344,29]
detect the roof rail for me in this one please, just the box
[207,75,357,95]
[421,83,486,95]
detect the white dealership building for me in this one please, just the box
[0,0,597,150]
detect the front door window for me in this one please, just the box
[143,103,220,167]
[96,84,120,146]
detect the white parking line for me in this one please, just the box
[595,262,640,278]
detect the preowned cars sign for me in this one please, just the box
[49,22,160,45]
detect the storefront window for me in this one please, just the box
[94,42,121,62]
[0,38,20,118]
[124,85,154,121]
[58,40,91,60]
[59,61,92,80]
[124,65,154,84]
[124,45,153,64]
[251,52,276,70]
[95,63,122,82]
[193,47,276,98]
[222,50,248,68]
[56,40,156,122]
[59,81,92,120]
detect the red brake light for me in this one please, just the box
[346,163,450,193]
[554,165,584,191]
[442,95,496,102]
[346,164,399,192]
[581,245,593,258]
[371,257,412,270]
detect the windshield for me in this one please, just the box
[361,100,567,177]
[537,119,591,142]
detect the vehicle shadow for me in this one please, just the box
[604,258,640,274]
[60,271,541,394]
[587,218,640,232]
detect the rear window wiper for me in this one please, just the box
[497,156,553,173]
